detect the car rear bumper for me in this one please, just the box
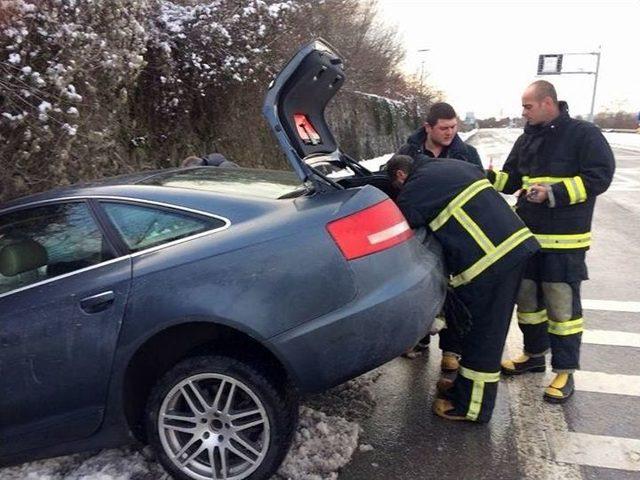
[268,235,446,393]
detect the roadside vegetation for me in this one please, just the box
[0,0,439,202]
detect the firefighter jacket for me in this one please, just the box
[487,111,615,252]
[397,157,539,288]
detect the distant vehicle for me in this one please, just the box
[0,40,445,480]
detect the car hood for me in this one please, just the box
[262,39,345,184]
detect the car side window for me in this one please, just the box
[101,202,225,253]
[0,202,114,295]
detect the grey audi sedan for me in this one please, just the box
[0,40,445,480]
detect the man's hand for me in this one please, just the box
[526,184,549,203]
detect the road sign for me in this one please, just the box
[538,54,563,75]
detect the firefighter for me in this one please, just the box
[387,154,539,422]
[398,102,483,370]
[490,80,615,403]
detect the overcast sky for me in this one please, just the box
[377,0,640,119]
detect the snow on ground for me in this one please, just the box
[360,153,392,173]
[604,131,640,151]
[0,372,382,480]
[468,129,640,170]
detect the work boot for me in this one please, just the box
[432,398,469,422]
[543,373,575,404]
[501,354,546,375]
[441,353,460,373]
[436,377,454,397]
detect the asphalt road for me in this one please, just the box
[339,129,640,480]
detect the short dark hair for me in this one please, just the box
[426,102,457,126]
[530,80,558,104]
[385,154,414,180]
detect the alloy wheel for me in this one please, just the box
[158,373,271,480]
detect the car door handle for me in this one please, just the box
[80,291,115,314]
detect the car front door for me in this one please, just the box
[0,200,131,456]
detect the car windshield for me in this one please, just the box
[139,167,304,199]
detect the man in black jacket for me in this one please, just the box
[399,102,482,368]
[387,154,539,422]
[489,80,615,403]
[399,102,483,169]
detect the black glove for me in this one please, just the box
[441,287,472,337]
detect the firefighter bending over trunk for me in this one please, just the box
[387,154,539,422]
[490,80,615,403]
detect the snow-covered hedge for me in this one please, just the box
[0,0,294,201]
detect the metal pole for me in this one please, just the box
[589,48,601,123]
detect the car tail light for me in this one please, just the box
[326,199,414,260]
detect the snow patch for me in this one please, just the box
[274,407,360,480]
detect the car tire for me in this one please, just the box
[145,355,298,480]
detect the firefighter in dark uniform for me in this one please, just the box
[489,80,615,403]
[387,154,539,422]
[398,102,483,370]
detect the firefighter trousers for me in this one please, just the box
[516,279,583,372]
[447,261,527,422]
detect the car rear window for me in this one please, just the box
[139,168,304,199]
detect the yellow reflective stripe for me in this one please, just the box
[522,176,567,188]
[450,228,534,287]
[535,232,591,249]
[459,366,500,421]
[493,171,509,192]
[548,317,584,336]
[429,179,492,231]
[460,366,501,383]
[467,380,484,421]
[575,176,587,201]
[517,309,548,325]
[453,209,494,254]
[562,176,587,204]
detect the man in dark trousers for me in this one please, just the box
[399,102,483,370]
[399,102,483,169]
[387,154,539,422]
[490,80,615,403]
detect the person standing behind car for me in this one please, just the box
[180,153,239,168]
[387,154,539,423]
[490,80,615,403]
[398,102,483,169]
[398,102,483,370]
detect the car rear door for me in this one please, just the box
[0,200,131,456]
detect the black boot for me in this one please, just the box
[501,354,546,375]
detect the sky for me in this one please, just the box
[377,0,640,119]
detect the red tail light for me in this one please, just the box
[326,199,414,260]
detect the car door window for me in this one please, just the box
[101,202,225,252]
[0,202,114,295]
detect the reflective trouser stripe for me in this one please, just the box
[493,171,509,192]
[453,209,494,254]
[459,367,500,421]
[548,317,584,336]
[562,177,587,204]
[535,232,591,249]
[450,228,534,287]
[518,309,548,325]
[429,179,493,231]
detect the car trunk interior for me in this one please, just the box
[336,174,397,200]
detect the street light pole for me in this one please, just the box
[588,47,601,123]
[417,48,430,96]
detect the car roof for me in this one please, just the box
[0,167,302,214]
